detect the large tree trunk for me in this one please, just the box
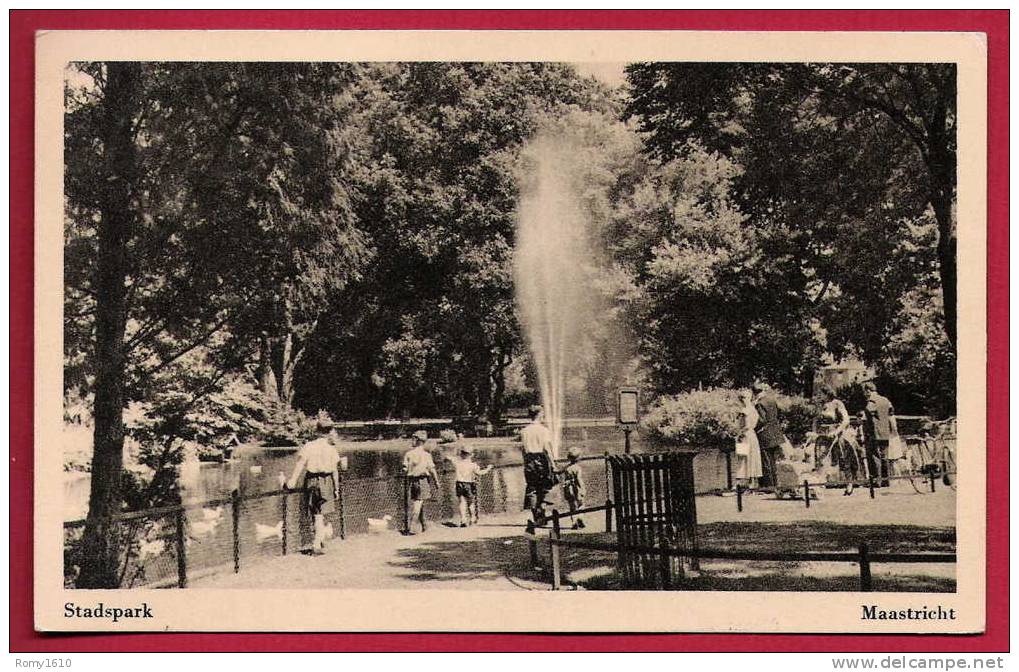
[256,332,277,400]
[78,63,141,588]
[268,332,294,405]
[488,348,512,424]
[265,330,304,407]
[926,82,957,354]
[931,193,957,352]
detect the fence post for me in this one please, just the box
[498,466,508,513]
[231,488,241,573]
[724,450,733,491]
[550,509,562,591]
[281,489,288,556]
[869,475,876,499]
[659,547,672,590]
[858,542,872,591]
[336,472,346,540]
[736,484,743,513]
[175,509,187,588]
[803,480,811,508]
[605,499,613,533]
[403,474,410,534]
[604,451,610,496]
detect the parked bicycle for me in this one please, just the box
[811,425,869,496]
[901,418,957,493]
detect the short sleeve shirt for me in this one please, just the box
[299,437,339,474]
[453,457,481,483]
[403,447,435,477]
[519,422,553,454]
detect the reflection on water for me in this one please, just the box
[63,425,733,521]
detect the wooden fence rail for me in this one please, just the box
[545,512,956,593]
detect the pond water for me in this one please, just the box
[63,423,731,521]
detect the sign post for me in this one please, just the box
[617,386,640,454]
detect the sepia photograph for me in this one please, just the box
[31,28,989,633]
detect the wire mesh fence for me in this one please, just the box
[63,454,613,588]
[62,442,955,589]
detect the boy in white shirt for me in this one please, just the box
[402,430,439,534]
[518,405,556,531]
[453,445,492,527]
[287,419,341,555]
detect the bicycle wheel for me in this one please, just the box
[941,439,957,489]
[903,438,927,494]
[836,438,862,492]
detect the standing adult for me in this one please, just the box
[862,382,897,488]
[517,405,557,532]
[734,390,763,489]
[287,419,341,556]
[402,430,439,535]
[816,384,863,496]
[753,380,787,488]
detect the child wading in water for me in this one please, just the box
[453,445,492,527]
[561,447,586,529]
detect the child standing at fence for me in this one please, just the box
[453,445,492,527]
[403,430,440,534]
[561,447,586,529]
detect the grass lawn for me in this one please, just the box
[559,521,956,592]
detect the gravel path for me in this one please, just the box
[193,481,956,590]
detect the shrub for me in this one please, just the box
[642,388,742,448]
[776,394,816,446]
[644,388,817,448]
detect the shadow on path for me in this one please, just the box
[389,533,549,584]
[389,519,957,591]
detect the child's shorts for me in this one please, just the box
[455,481,477,502]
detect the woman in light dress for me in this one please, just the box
[734,390,763,489]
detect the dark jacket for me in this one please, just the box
[755,392,786,449]
[864,394,895,441]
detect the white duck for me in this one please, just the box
[367,514,392,532]
[254,520,283,542]
[190,515,221,538]
[137,537,165,562]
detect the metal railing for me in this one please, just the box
[62,453,612,589]
[62,449,957,589]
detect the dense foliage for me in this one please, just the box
[65,60,956,585]
[642,389,815,448]
[623,62,956,415]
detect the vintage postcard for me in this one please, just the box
[35,29,987,633]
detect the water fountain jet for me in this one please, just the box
[514,134,596,457]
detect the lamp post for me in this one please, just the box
[617,387,640,454]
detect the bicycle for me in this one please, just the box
[811,428,868,496]
[901,418,957,493]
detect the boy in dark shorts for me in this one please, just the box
[518,405,556,532]
[286,419,341,555]
[402,430,439,534]
[453,445,492,527]
[561,446,586,529]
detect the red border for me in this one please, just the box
[9,10,1008,653]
